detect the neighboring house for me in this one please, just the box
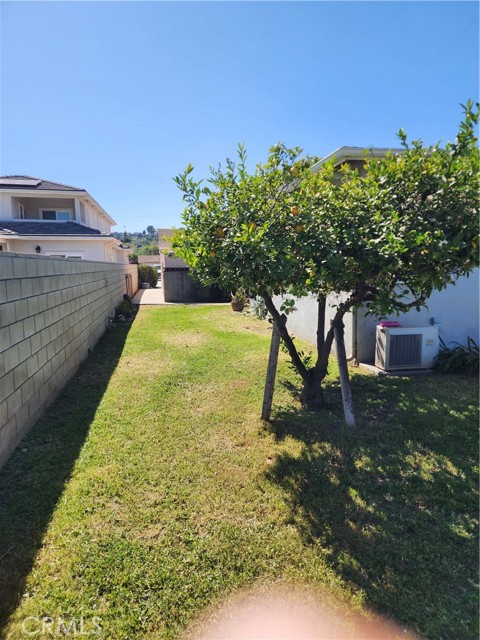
[276,147,479,364]
[137,254,162,267]
[0,175,129,263]
[157,227,176,253]
[156,226,189,271]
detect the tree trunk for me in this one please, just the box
[260,292,354,415]
[333,322,356,427]
[300,369,324,410]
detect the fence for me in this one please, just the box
[0,253,138,469]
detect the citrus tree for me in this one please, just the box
[173,103,479,421]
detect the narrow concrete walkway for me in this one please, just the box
[132,286,232,307]
[132,286,169,305]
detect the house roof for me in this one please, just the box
[311,146,404,172]
[0,175,117,226]
[0,220,107,237]
[0,175,86,192]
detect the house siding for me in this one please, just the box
[0,253,138,469]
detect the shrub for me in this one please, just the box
[138,264,158,288]
[434,337,479,375]
[245,296,269,320]
[115,299,135,318]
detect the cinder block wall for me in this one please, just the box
[0,254,138,469]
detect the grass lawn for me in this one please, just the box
[0,305,478,639]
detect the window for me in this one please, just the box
[19,204,26,219]
[40,209,73,221]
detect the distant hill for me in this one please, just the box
[112,228,159,255]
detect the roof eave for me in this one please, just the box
[0,188,87,197]
[0,233,115,240]
[311,146,405,173]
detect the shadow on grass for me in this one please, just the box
[268,373,479,640]
[0,322,133,630]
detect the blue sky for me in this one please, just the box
[1,1,478,232]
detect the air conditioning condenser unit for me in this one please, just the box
[375,326,439,371]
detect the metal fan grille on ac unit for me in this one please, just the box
[389,334,422,367]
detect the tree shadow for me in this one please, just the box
[267,373,479,639]
[0,321,133,630]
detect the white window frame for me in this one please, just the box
[44,251,85,260]
[39,208,74,221]
[19,203,26,219]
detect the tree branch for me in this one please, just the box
[314,288,364,378]
[262,293,310,382]
[316,296,326,360]
[390,294,427,311]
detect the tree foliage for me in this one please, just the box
[173,103,479,414]
[138,264,158,288]
[113,228,159,254]
[138,243,160,255]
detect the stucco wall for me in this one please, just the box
[0,193,13,218]
[273,293,355,359]
[0,253,138,469]
[274,269,479,364]
[355,269,480,363]
[84,201,109,233]
[0,239,128,264]
[5,239,111,262]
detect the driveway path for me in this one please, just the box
[132,285,168,305]
[132,286,231,306]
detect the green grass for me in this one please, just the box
[0,305,478,639]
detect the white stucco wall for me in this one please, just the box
[0,193,12,218]
[3,239,122,263]
[274,269,479,364]
[356,269,480,362]
[84,200,110,233]
[273,293,355,359]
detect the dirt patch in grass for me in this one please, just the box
[161,331,207,349]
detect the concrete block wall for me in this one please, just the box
[0,253,138,469]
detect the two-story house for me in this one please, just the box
[0,176,128,263]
